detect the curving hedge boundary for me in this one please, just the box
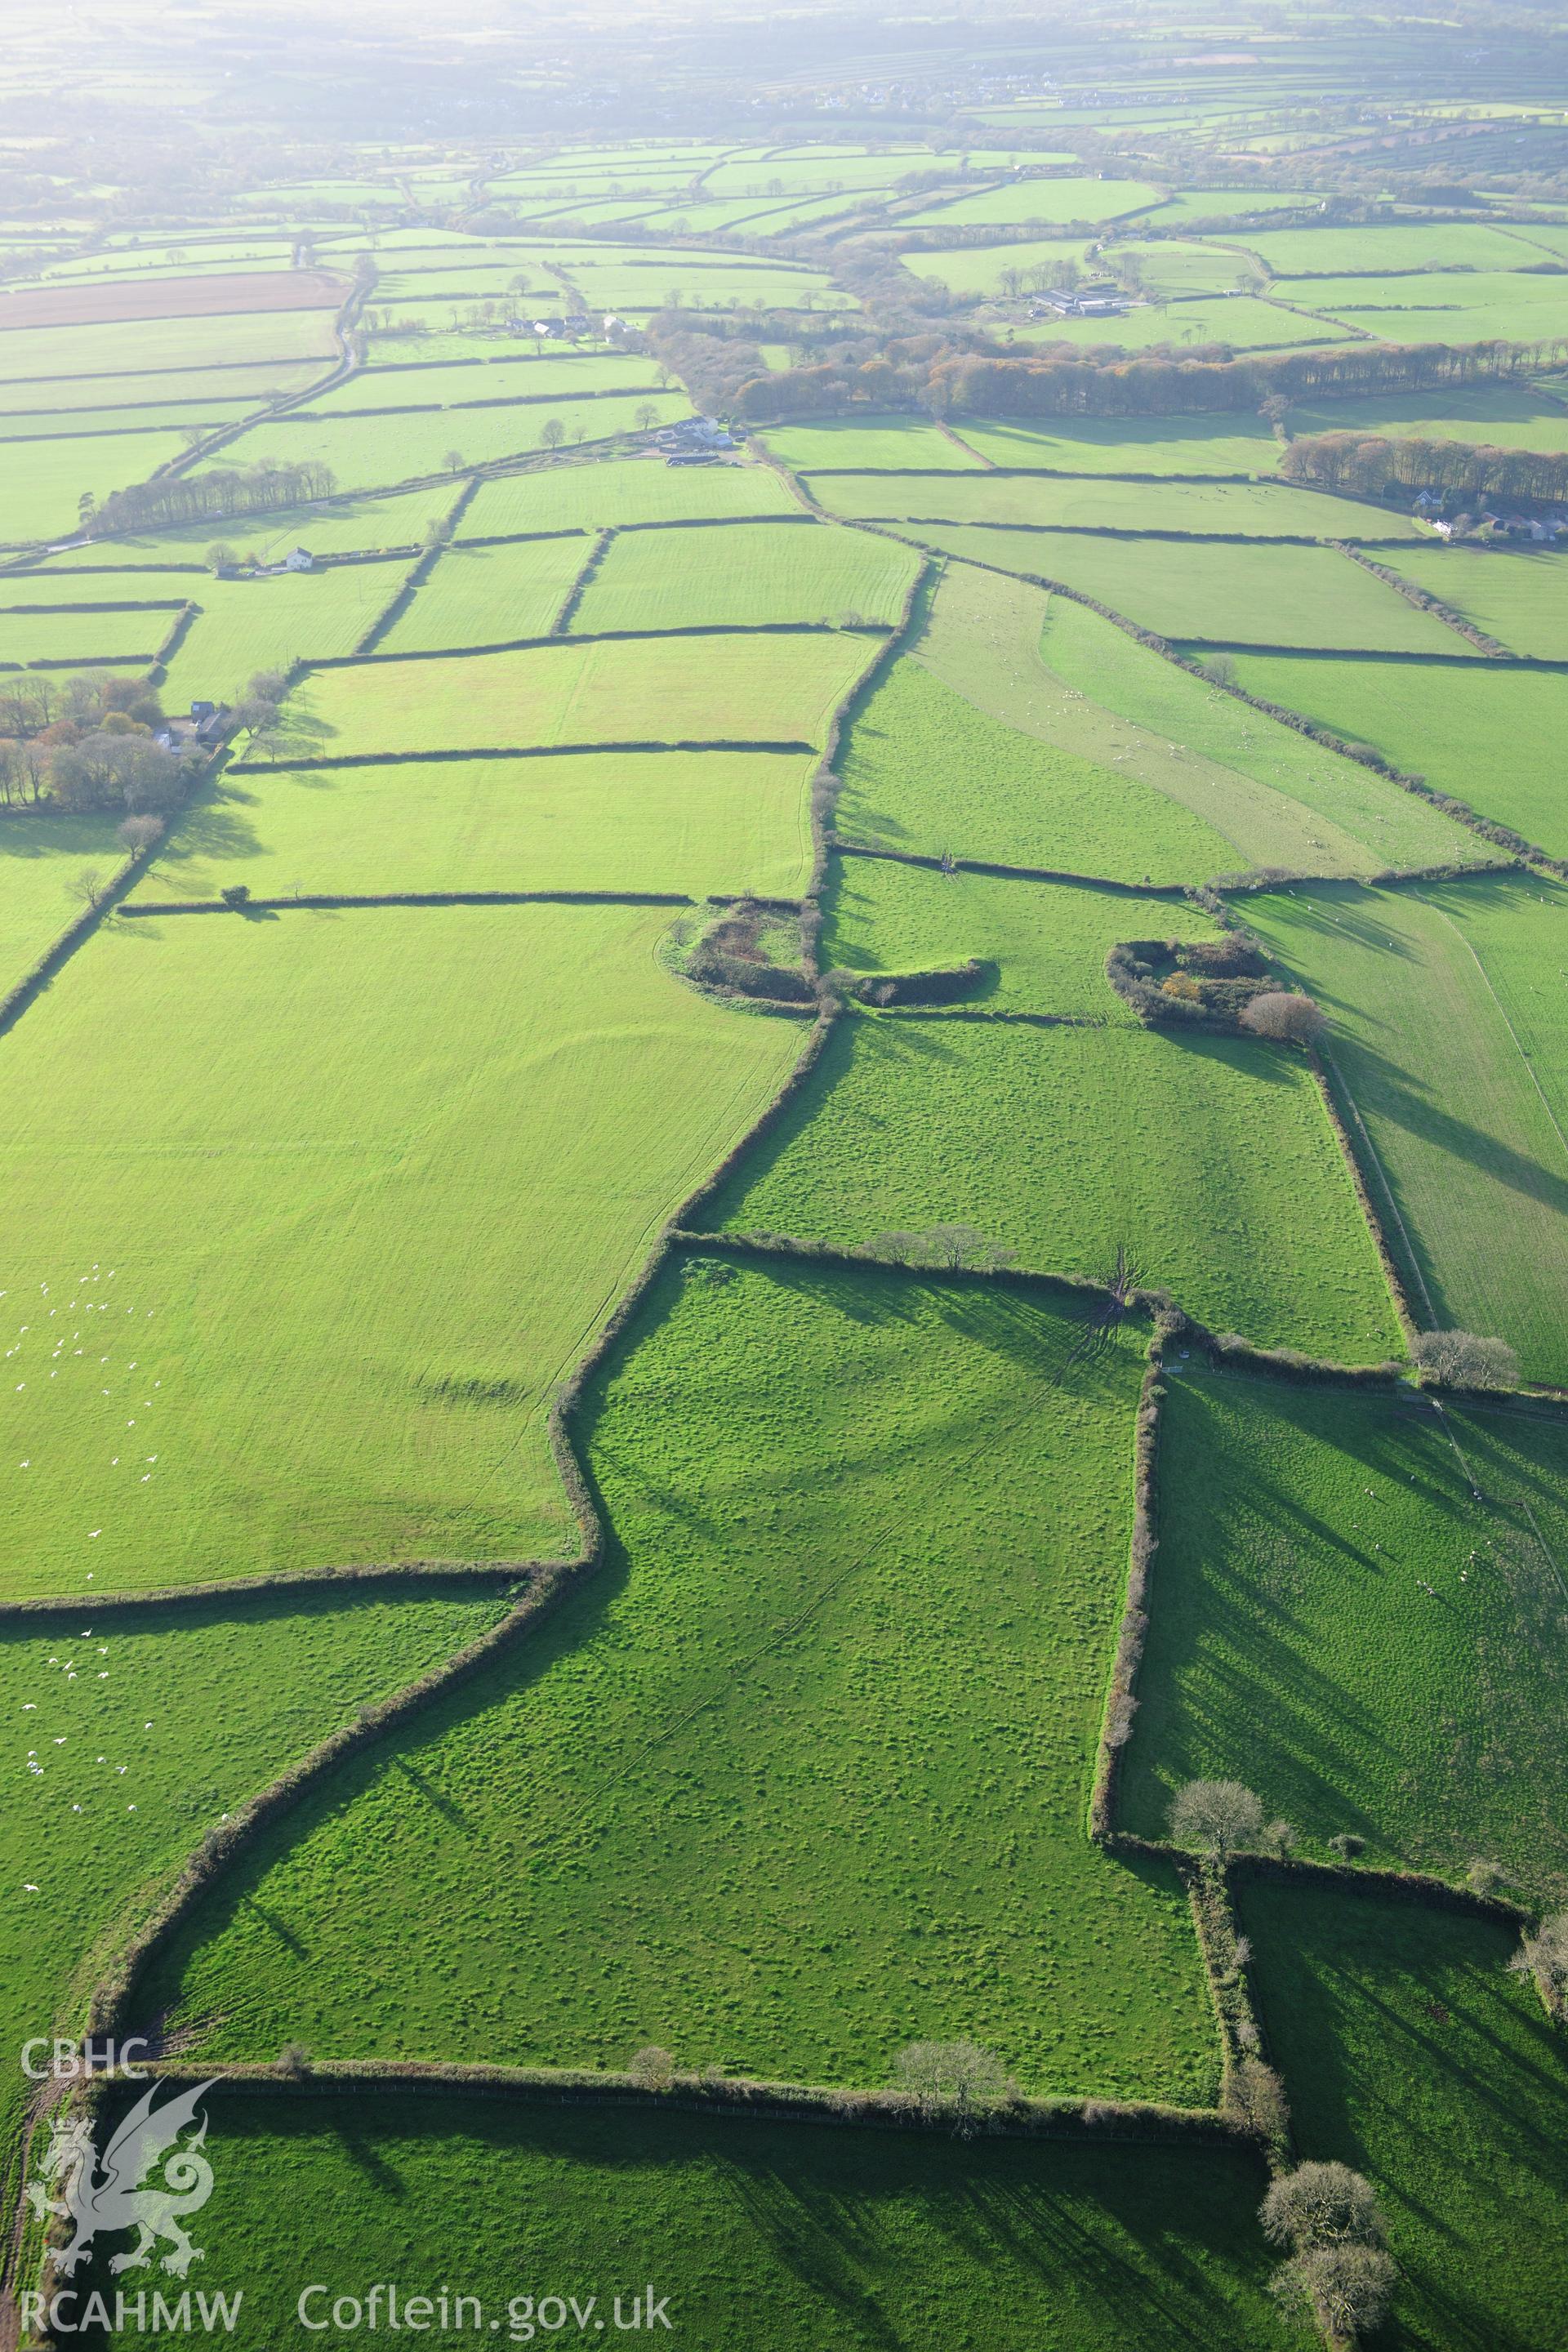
[832,836,1189,896]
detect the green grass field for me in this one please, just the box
[1232,651,1568,859]
[0,606,176,666]
[1013,295,1351,353]
[1125,1368,1568,1896]
[130,748,817,902]
[0,1586,506,2234]
[136,1258,1219,2100]
[1146,189,1315,224]
[305,354,664,408]
[903,529,1477,653]
[822,859,1218,1018]
[0,808,131,993]
[808,470,1414,539]
[460,457,804,534]
[1098,240,1259,296]
[0,397,270,439]
[376,535,592,652]
[1037,592,1483,876]
[0,904,798,1596]
[568,520,920,632]
[0,429,193,546]
[1381,544,1568,660]
[160,561,414,704]
[945,416,1284,474]
[1276,270,1568,347]
[1244,875,1568,1385]
[903,176,1161,227]
[1243,1878,1568,2352]
[706,1018,1400,1360]
[760,416,982,471]
[193,394,693,492]
[1285,385,1568,452]
[125,2091,1289,2352]
[0,361,324,413]
[296,630,877,754]
[836,650,1236,882]
[0,308,339,385]
[1242,220,1553,276]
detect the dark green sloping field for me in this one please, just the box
[1244,1878,1568,2352]
[1125,1369,1568,1901]
[141,2090,1290,2352]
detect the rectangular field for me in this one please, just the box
[460,457,803,535]
[139,1257,1221,2103]
[568,519,920,633]
[47,484,462,571]
[1125,1368,1568,1893]
[1018,295,1349,353]
[161,562,416,706]
[375,536,592,653]
[1244,875,1568,1384]
[902,176,1162,226]
[132,748,817,902]
[808,471,1414,539]
[835,648,1236,884]
[296,631,879,755]
[0,605,179,667]
[1230,653,1568,859]
[0,808,131,995]
[1380,543,1568,660]
[703,1017,1401,1361]
[113,2092,1289,2351]
[1285,385,1568,452]
[903,529,1476,653]
[760,416,982,472]
[0,309,341,385]
[1036,591,1482,877]
[192,394,693,492]
[0,903,799,1597]
[945,416,1283,475]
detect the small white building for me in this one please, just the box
[281,546,315,572]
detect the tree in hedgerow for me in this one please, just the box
[892,2040,1015,2135]
[1262,2163,1394,2345]
[1511,1909,1568,2011]
[1239,990,1326,1045]
[1409,1329,1520,1391]
[442,448,466,474]
[540,417,565,451]
[1168,1778,1267,1856]
[634,401,659,432]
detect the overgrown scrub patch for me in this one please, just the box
[1244,1877,1568,2352]
[1245,875,1568,1384]
[135,1260,1218,2103]
[124,2089,1290,2352]
[0,903,798,1594]
[1125,1368,1568,1898]
[704,1018,1401,1361]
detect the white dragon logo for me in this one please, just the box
[26,2080,217,2278]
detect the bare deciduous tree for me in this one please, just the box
[1270,2244,1397,2344]
[1410,1329,1520,1391]
[1511,1909,1568,2011]
[1169,1778,1267,1855]
[628,2046,675,2088]
[1239,991,1326,1045]
[1262,2161,1388,2255]
[893,2040,1016,2135]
